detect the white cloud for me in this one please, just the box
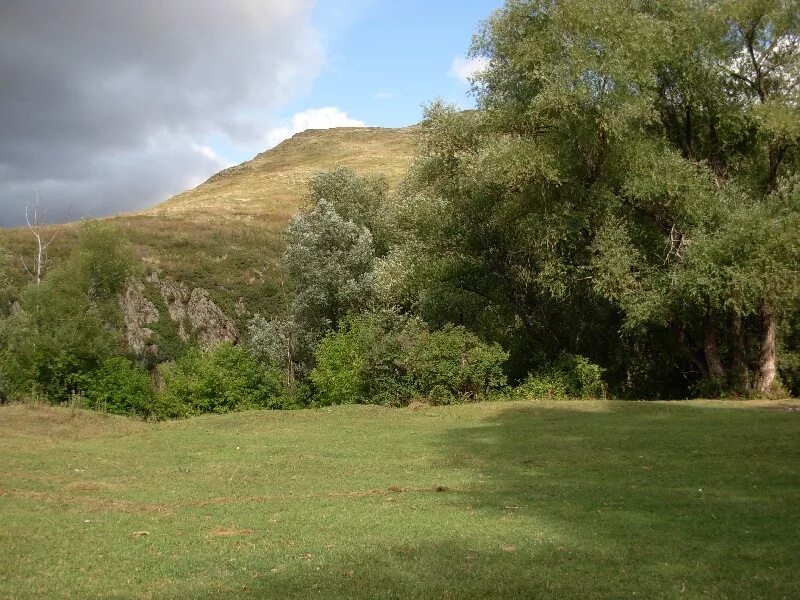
[265,107,367,148]
[449,56,490,84]
[373,91,394,100]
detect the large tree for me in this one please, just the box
[402,0,799,394]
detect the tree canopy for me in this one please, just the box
[393,0,799,395]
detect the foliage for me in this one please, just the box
[248,315,306,381]
[395,0,800,396]
[308,167,392,255]
[0,222,139,402]
[285,199,376,340]
[517,355,607,399]
[157,343,285,418]
[79,357,155,416]
[0,246,13,317]
[312,314,508,406]
[407,324,509,403]
[311,312,423,406]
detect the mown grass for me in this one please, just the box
[1,399,798,599]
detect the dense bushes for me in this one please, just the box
[311,313,508,406]
[80,357,155,416]
[408,324,509,403]
[158,343,286,418]
[0,223,133,402]
[516,354,607,399]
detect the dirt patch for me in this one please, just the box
[64,481,123,492]
[206,527,254,538]
[0,487,171,514]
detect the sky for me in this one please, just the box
[0,0,503,227]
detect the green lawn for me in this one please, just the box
[1,399,798,599]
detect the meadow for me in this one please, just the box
[1,398,798,599]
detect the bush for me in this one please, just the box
[157,343,285,418]
[311,312,422,406]
[80,357,155,416]
[517,354,607,399]
[312,316,508,406]
[0,222,136,403]
[407,324,509,403]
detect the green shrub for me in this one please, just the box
[407,324,508,403]
[80,357,155,417]
[313,316,509,406]
[0,222,136,403]
[311,312,422,406]
[517,354,607,399]
[157,343,284,418]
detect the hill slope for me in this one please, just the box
[148,126,417,223]
[0,126,419,342]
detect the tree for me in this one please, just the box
[248,315,304,385]
[0,246,13,316]
[402,0,799,395]
[0,221,137,401]
[308,167,391,255]
[20,192,65,285]
[284,199,376,341]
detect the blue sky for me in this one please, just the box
[219,0,503,165]
[309,0,500,126]
[0,0,504,225]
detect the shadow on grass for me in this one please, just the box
[176,402,800,599]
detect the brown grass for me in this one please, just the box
[0,126,419,321]
[146,126,418,224]
[0,403,146,449]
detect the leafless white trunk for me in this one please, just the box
[20,192,61,285]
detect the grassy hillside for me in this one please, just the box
[151,126,417,223]
[0,126,418,322]
[1,399,799,598]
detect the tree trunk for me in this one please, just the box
[703,317,726,383]
[754,303,777,394]
[731,313,751,392]
[677,328,708,377]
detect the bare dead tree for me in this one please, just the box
[19,191,65,285]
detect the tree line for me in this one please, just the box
[1,0,798,415]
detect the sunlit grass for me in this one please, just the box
[1,399,798,598]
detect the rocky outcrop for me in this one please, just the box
[159,280,238,348]
[187,288,239,348]
[159,280,191,341]
[119,280,159,355]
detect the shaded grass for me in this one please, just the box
[0,399,798,598]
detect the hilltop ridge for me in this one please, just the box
[147,125,418,223]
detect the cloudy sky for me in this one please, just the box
[0,0,501,227]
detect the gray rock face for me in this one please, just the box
[187,288,239,348]
[119,280,159,355]
[159,280,239,348]
[159,280,190,324]
[120,278,239,355]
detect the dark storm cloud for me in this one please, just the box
[0,0,322,226]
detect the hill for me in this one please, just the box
[149,126,417,223]
[0,126,419,351]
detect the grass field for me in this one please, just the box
[1,399,798,599]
